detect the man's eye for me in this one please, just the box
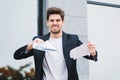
[50,20,54,22]
[56,19,60,22]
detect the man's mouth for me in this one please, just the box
[52,25,58,28]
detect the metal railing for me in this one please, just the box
[87,0,120,8]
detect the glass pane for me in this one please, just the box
[87,4,120,80]
[0,0,37,69]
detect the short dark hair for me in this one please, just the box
[46,7,64,21]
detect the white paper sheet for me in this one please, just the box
[33,41,90,59]
[70,43,90,60]
[33,40,57,51]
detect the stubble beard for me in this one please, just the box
[51,30,61,34]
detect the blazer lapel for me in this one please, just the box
[62,32,67,53]
[62,32,70,66]
[42,33,50,41]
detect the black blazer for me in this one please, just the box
[14,32,97,80]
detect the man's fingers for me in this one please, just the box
[87,41,96,56]
[26,41,34,51]
[33,38,44,43]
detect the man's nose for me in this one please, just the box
[53,21,57,24]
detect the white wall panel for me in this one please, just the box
[0,0,37,70]
[87,4,120,80]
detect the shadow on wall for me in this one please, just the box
[0,63,35,80]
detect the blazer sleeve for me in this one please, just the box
[14,45,33,60]
[83,51,98,61]
[14,36,41,59]
[76,35,98,61]
[14,36,39,60]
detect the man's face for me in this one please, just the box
[47,14,64,34]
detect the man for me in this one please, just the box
[14,7,97,80]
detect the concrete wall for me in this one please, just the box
[43,0,89,80]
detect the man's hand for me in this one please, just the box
[26,38,44,51]
[87,41,96,56]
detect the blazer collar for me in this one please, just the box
[42,32,50,41]
[43,31,67,39]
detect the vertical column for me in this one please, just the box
[38,0,43,36]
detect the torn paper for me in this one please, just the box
[70,43,90,60]
[33,40,57,51]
